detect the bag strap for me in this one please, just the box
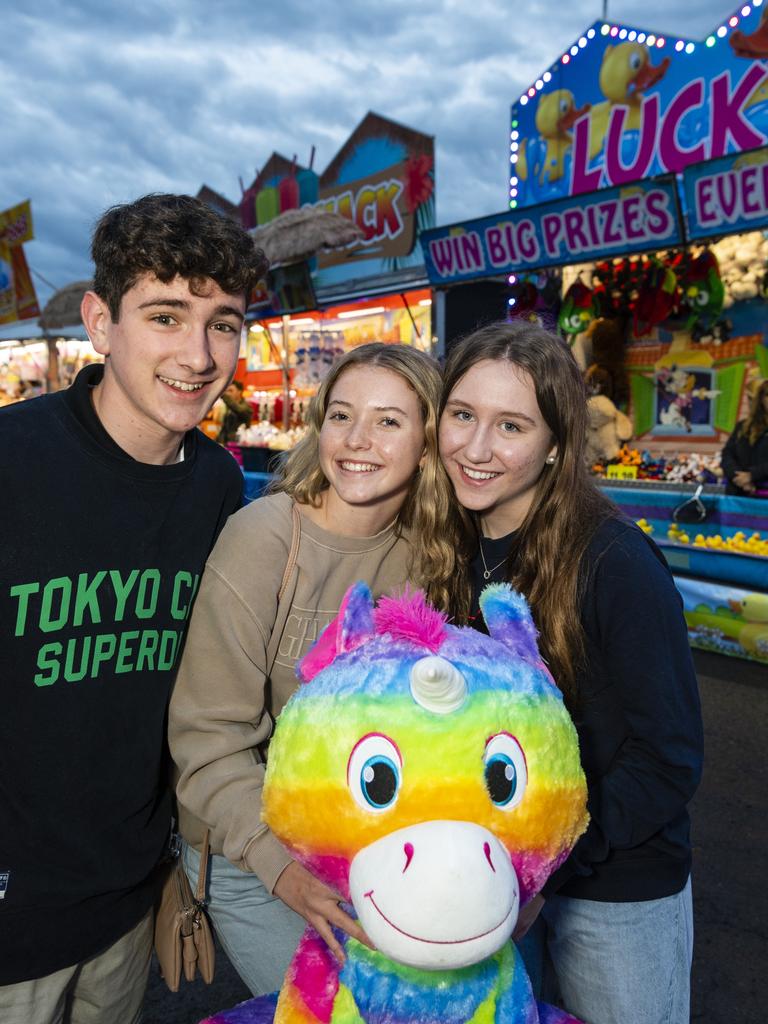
[278,502,301,603]
[195,828,211,905]
[265,501,301,677]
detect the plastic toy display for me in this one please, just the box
[203,583,588,1024]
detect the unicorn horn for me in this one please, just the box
[409,656,467,714]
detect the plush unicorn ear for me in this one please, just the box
[479,583,541,665]
[297,581,376,683]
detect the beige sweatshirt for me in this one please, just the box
[169,491,411,892]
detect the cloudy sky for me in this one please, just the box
[1,0,734,308]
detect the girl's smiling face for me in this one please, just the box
[439,359,557,537]
[318,364,426,525]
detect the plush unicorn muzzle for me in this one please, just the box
[350,818,519,969]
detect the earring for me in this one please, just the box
[545,455,556,464]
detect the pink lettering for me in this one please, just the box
[600,201,622,244]
[542,214,564,257]
[486,226,508,266]
[645,191,673,236]
[716,174,738,221]
[503,223,521,261]
[460,232,485,271]
[622,195,645,241]
[711,67,767,158]
[696,178,717,225]
[586,205,601,247]
[605,96,659,185]
[564,209,590,252]
[518,221,539,261]
[741,166,760,215]
[429,238,455,277]
[659,80,707,172]
[570,117,602,195]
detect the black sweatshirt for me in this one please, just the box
[471,516,703,903]
[0,365,242,984]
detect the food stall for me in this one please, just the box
[419,2,768,662]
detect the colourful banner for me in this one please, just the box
[674,575,768,664]
[511,7,768,209]
[0,200,39,325]
[0,200,34,246]
[682,145,768,240]
[420,177,683,286]
[0,238,15,321]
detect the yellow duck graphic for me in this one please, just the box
[517,89,590,184]
[588,42,671,160]
[728,593,768,657]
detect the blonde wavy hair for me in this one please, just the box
[271,342,456,611]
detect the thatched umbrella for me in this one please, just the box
[39,280,92,331]
[39,280,92,391]
[251,208,363,266]
[250,209,364,428]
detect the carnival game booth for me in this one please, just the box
[420,2,768,663]
[204,113,436,497]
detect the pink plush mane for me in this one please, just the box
[373,588,448,652]
[298,585,449,683]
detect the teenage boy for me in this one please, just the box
[0,193,267,1023]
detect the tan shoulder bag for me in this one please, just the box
[154,501,301,991]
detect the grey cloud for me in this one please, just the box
[0,0,730,305]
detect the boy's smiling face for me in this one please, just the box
[82,273,245,462]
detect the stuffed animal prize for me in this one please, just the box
[205,584,588,1024]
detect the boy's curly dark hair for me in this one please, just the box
[91,193,268,321]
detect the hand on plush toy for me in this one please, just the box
[273,860,372,963]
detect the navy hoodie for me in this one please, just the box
[471,515,703,902]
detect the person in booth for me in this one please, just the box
[0,194,266,1023]
[218,379,253,445]
[721,378,768,497]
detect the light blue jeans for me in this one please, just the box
[518,878,693,1024]
[182,841,306,996]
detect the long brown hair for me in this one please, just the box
[441,321,617,703]
[272,342,456,611]
[739,378,768,446]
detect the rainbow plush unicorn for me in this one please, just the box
[204,583,588,1024]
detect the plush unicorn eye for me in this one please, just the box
[483,733,527,810]
[347,734,402,813]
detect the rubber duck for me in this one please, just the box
[727,594,768,657]
[730,8,768,59]
[588,43,671,159]
[532,90,591,184]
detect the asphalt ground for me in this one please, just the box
[142,648,768,1024]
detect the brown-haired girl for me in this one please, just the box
[169,342,455,996]
[439,320,703,1024]
[721,377,768,496]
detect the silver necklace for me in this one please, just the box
[479,538,507,580]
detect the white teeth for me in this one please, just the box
[158,375,204,392]
[340,461,380,473]
[462,466,500,481]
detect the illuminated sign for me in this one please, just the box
[420,177,683,286]
[511,5,768,207]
